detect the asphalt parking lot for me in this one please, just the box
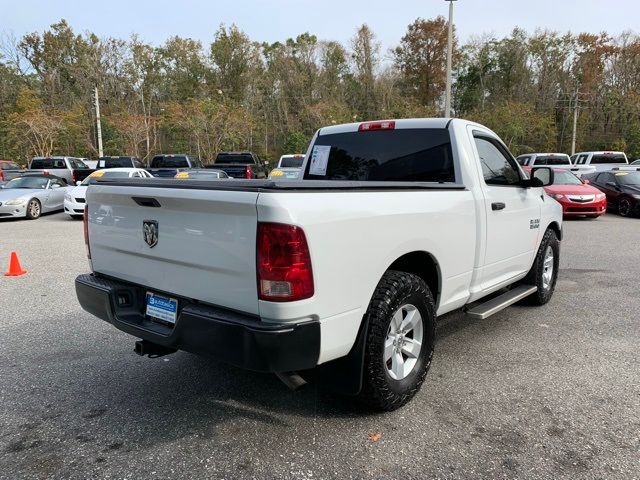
[1,212,639,479]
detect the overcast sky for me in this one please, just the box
[3,0,637,52]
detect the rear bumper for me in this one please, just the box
[75,274,320,372]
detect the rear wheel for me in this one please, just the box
[618,197,633,217]
[358,271,436,411]
[522,229,559,305]
[26,199,41,220]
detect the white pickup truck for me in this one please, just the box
[570,151,629,176]
[76,118,562,411]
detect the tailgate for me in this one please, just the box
[87,184,260,315]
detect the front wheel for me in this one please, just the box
[358,271,436,411]
[26,199,41,220]
[618,197,633,217]
[522,228,559,305]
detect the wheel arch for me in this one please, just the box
[316,250,441,397]
[546,221,562,241]
[386,251,441,309]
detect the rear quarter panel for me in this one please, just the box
[256,189,476,362]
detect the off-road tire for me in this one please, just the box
[521,228,559,305]
[357,270,436,411]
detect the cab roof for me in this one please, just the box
[318,118,452,136]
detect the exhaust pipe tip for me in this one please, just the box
[134,339,177,358]
[275,371,307,391]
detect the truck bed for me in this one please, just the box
[95,177,466,191]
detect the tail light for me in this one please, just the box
[245,165,253,179]
[83,206,91,259]
[71,170,76,184]
[257,222,314,302]
[0,170,3,181]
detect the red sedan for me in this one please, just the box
[523,167,607,218]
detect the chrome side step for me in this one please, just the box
[465,285,537,320]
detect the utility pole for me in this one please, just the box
[444,0,457,118]
[94,86,104,158]
[571,87,579,156]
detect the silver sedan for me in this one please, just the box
[0,175,70,220]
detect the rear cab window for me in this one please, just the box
[215,154,255,165]
[150,156,190,168]
[100,157,134,168]
[303,128,456,182]
[31,158,67,169]
[280,156,305,168]
[531,155,571,166]
[590,154,627,165]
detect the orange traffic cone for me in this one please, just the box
[4,251,27,276]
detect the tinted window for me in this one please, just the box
[100,157,134,168]
[516,156,530,166]
[215,154,255,165]
[474,136,521,186]
[70,158,89,169]
[280,156,305,168]
[577,155,588,165]
[533,155,571,166]
[597,172,614,185]
[150,156,189,168]
[591,154,627,165]
[304,128,455,182]
[31,159,66,169]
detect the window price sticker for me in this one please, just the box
[309,145,331,176]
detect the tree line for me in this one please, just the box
[0,18,639,164]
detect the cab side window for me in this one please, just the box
[474,136,521,186]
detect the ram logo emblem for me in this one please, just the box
[143,220,159,248]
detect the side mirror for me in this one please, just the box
[76,180,82,186]
[50,183,61,189]
[530,167,554,187]
[581,178,590,184]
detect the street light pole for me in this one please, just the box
[94,86,104,158]
[571,87,580,156]
[444,0,457,118]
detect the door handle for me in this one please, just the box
[491,202,506,211]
